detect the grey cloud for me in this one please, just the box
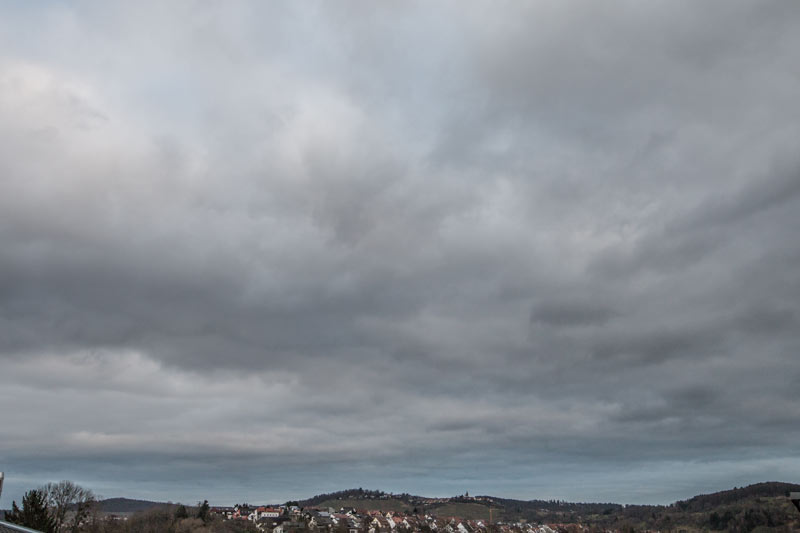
[531,299,619,327]
[1,0,800,508]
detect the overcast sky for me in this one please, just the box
[1,0,800,508]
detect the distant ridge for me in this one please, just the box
[674,481,800,511]
[293,481,800,528]
[299,488,421,507]
[60,481,800,515]
[299,481,800,510]
[96,497,169,513]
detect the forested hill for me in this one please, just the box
[674,481,800,511]
[300,481,800,513]
[96,498,169,513]
[297,482,800,531]
[299,489,420,507]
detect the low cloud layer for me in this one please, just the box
[1,1,800,506]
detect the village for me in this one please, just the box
[208,503,571,533]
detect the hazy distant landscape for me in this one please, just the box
[298,483,800,528]
[5,482,799,532]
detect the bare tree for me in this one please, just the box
[42,480,97,533]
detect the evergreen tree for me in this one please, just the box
[6,489,56,533]
[197,499,211,522]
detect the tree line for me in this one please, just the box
[6,480,96,533]
[4,481,251,533]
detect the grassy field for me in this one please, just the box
[426,503,494,521]
[314,499,412,512]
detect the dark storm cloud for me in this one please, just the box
[531,299,619,327]
[1,0,800,506]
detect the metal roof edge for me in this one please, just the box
[0,520,45,533]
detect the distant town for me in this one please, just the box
[206,493,558,533]
[3,483,800,533]
[195,485,800,533]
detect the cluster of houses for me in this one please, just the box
[210,505,580,533]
